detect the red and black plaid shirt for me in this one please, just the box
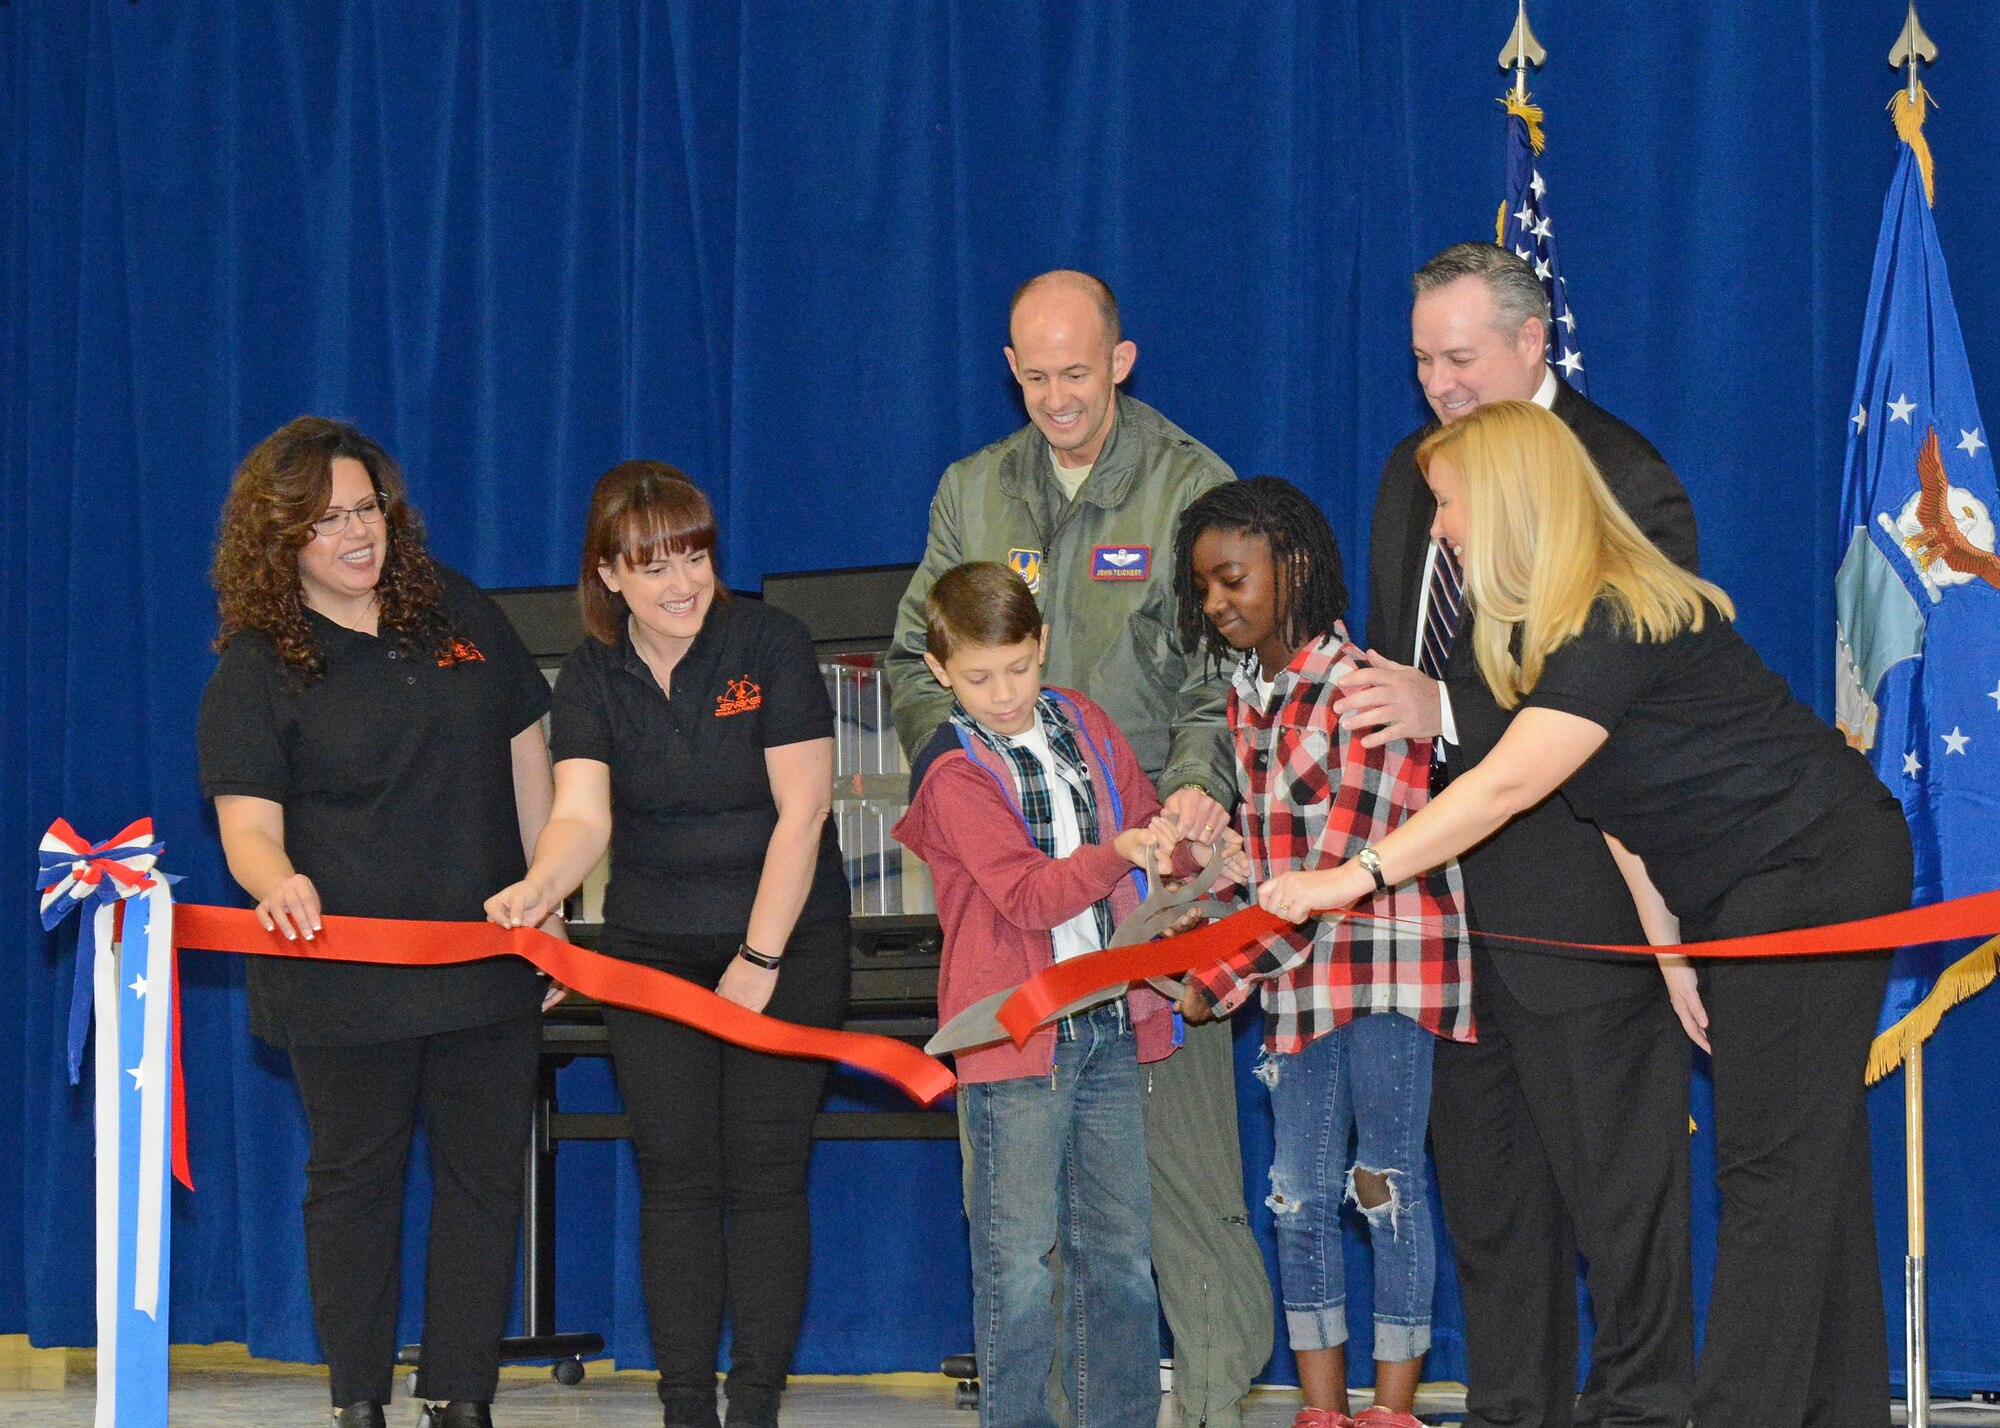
[1189,630,1472,1050]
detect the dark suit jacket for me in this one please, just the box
[1366,379,1701,1012]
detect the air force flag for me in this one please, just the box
[1831,89,2000,1080]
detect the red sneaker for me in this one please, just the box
[1291,1408,1356,1428]
[1352,1407,1427,1428]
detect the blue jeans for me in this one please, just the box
[1259,1011,1435,1363]
[962,1002,1160,1428]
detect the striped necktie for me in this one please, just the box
[1418,541,1464,680]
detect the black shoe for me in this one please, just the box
[332,1404,386,1428]
[417,1403,493,1428]
[660,1386,722,1428]
[723,1384,781,1428]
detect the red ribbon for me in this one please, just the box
[172,905,957,1107]
[995,891,2000,1047]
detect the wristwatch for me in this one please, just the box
[1355,846,1389,894]
[736,941,783,970]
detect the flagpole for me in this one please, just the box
[1904,1040,1928,1428]
[1882,13,1938,1423]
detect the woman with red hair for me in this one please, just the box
[487,461,848,1428]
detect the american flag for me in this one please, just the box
[1497,94,1585,394]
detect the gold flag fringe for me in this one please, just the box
[1501,94,1546,155]
[1866,934,1998,1084]
[1889,83,1936,206]
[1495,200,1509,247]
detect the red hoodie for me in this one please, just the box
[893,688,1184,1084]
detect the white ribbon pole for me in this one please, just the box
[91,903,120,1428]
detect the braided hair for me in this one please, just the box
[1172,477,1349,675]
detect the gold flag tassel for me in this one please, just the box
[1888,82,1937,206]
[1866,934,1999,1084]
[1502,94,1546,154]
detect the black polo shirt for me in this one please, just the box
[197,566,549,1048]
[550,595,847,944]
[1492,598,1892,928]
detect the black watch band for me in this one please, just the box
[736,941,783,971]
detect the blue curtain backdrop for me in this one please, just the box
[5,0,1999,1394]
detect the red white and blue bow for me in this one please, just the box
[40,817,166,924]
[41,818,178,1085]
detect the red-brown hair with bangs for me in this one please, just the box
[578,460,725,644]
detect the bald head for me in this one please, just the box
[1005,269,1137,469]
[1010,270,1122,347]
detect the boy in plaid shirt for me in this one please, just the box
[893,562,1206,1428]
[1171,480,1471,1428]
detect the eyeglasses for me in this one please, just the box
[311,495,389,538]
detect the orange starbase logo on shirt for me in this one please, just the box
[439,637,486,667]
[715,676,763,717]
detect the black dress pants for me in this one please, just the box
[288,1011,542,1406]
[1690,800,1910,1428]
[600,919,850,1404]
[1429,952,1693,1428]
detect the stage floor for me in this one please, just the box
[0,1342,1992,1427]
[0,1342,1467,1427]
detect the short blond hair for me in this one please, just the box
[1416,401,1732,707]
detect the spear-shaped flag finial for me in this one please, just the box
[1886,2,1939,204]
[1889,2,1937,101]
[1498,0,1546,103]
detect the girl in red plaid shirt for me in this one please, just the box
[1171,479,1471,1428]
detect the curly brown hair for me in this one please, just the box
[210,416,458,685]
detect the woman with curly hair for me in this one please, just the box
[198,416,560,1428]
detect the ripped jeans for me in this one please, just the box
[1259,1011,1435,1363]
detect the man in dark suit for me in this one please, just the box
[1335,243,1701,1428]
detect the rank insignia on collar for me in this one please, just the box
[1008,548,1044,594]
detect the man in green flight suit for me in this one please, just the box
[889,268,1273,1428]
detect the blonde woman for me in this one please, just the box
[1263,400,1909,1428]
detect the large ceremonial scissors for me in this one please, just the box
[925,854,1234,1056]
